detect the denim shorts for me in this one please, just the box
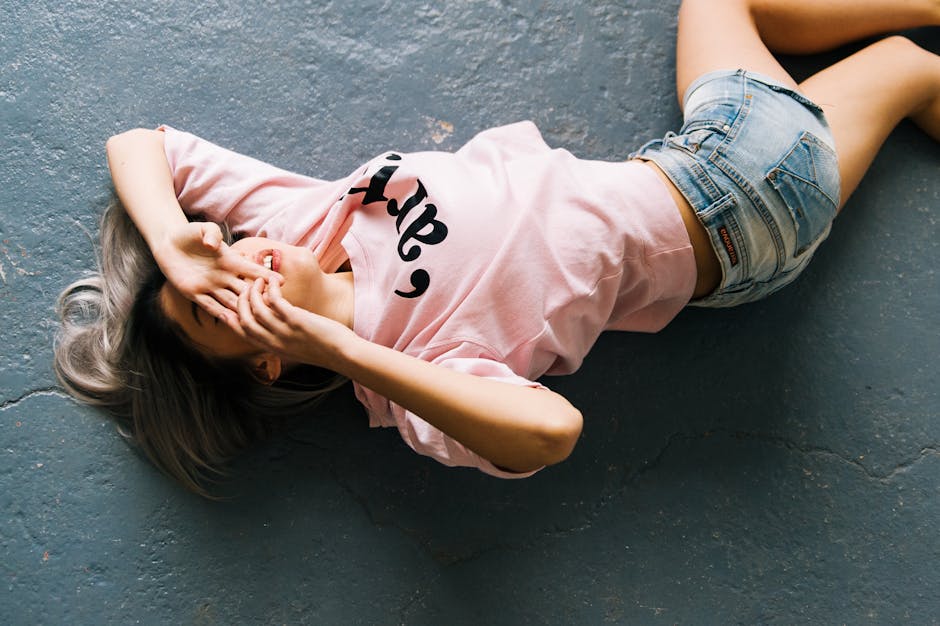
[630,69,841,307]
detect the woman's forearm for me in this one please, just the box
[334,334,583,472]
[105,128,188,255]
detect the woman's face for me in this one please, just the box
[160,237,320,359]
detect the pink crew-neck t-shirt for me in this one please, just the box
[160,122,696,478]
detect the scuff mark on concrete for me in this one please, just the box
[425,118,454,145]
[0,241,37,282]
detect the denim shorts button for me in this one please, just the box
[723,124,731,131]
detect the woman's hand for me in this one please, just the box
[234,277,353,369]
[155,223,282,324]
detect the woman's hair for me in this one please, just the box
[54,199,345,497]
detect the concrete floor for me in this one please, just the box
[2,1,938,623]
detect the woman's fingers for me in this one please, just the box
[236,280,271,341]
[196,264,272,314]
[212,286,239,311]
[194,293,230,324]
[234,278,293,350]
[266,276,295,319]
[211,289,247,338]
[247,278,275,323]
[248,279,292,334]
[222,311,249,338]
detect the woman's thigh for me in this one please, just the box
[799,36,940,207]
[675,0,798,107]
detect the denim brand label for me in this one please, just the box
[716,224,739,267]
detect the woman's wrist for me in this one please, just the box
[327,327,372,378]
[149,222,187,265]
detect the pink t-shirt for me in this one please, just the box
[160,122,696,478]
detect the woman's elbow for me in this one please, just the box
[538,406,583,466]
[491,406,582,473]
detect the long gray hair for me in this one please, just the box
[54,200,345,497]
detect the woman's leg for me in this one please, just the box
[676,0,940,102]
[676,0,940,207]
[748,0,940,54]
[799,37,940,206]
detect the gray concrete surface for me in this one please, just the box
[2,1,938,623]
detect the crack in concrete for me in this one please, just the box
[0,387,68,411]
[284,435,401,532]
[438,430,940,568]
[280,433,436,559]
[268,426,940,571]
[287,432,486,566]
[629,428,940,485]
[317,462,451,621]
[878,445,940,482]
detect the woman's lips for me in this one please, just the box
[256,249,282,272]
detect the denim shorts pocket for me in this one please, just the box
[767,131,839,256]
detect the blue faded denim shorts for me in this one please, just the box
[630,69,841,307]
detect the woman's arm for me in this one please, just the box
[340,331,584,471]
[239,278,583,472]
[105,129,189,254]
[106,129,280,319]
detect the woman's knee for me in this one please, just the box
[875,36,940,94]
[878,34,929,57]
[881,36,940,139]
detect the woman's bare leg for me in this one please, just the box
[676,0,940,102]
[799,37,940,206]
[748,0,940,54]
[675,0,940,207]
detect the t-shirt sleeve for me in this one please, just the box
[455,120,552,162]
[372,353,548,479]
[157,124,329,234]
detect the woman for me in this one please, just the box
[55,0,940,496]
